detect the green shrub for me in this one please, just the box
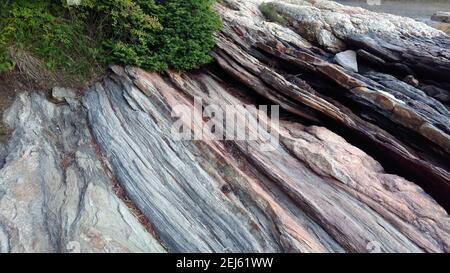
[0,0,221,74]
[153,0,222,70]
[0,1,101,75]
[259,3,287,25]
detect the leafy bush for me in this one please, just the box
[259,3,287,25]
[0,0,221,74]
[0,1,99,75]
[147,0,222,70]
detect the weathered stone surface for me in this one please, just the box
[335,50,358,72]
[403,75,419,88]
[51,87,77,103]
[432,11,450,23]
[0,93,165,253]
[213,0,450,210]
[268,0,445,52]
[0,0,449,253]
[81,66,449,252]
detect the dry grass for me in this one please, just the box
[259,3,287,25]
[433,23,450,35]
[8,47,102,90]
[0,123,9,143]
[0,48,103,143]
[9,48,56,88]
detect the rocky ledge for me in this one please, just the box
[0,0,449,253]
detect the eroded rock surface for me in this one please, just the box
[335,50,358,72]
[267,0,445,52]
[432,12,450,23]
[0,0,449,253]
[215,0,450,210]
[0,93,165,253]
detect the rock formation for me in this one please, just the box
[0,0,449,253]
[432,11,450,24]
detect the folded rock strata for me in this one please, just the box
[0,92,165,253]
[216,0,450,210]
[0,0,449,253]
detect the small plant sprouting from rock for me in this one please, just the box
[259,3,287,25]
[0,123,9,143]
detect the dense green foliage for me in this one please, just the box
[0,0,221,74]
[0,1,98,74]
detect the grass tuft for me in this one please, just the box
[433,23,450,35]
[259,3,287,25]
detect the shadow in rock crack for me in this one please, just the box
[210,45,450,213]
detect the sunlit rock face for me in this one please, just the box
[0,0,449,253]
[259,0,444,52]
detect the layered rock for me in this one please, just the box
[260,0,445,51]
[83,65,449,252]
[215,0,450,210]
[0,92,165,253]
[0,0,449,253]
[432,11,450,23]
